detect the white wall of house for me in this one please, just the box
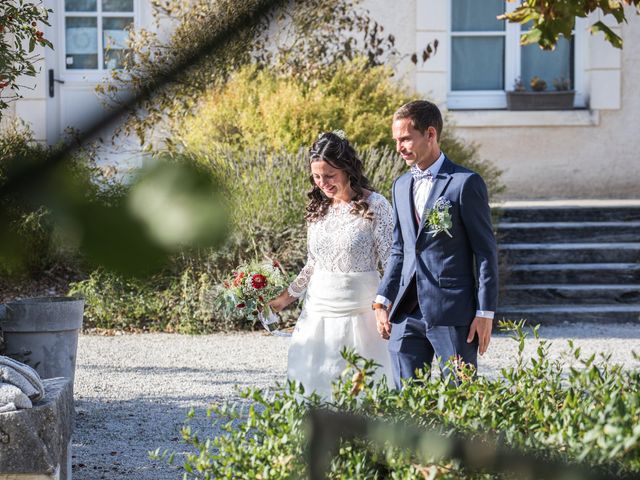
[411,1,640,199]
[363,0,417,89]
[4,0,639,199]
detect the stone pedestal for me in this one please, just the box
[0,378,74,480]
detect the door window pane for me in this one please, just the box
[452,37,505,90]
[102,0,134,12]
[65,17,98,69]
[103,17,133,69]
[65,0,97,12]
[521,37,573,90]
[452,0,504,32]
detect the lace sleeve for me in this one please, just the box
[287,227,315,298]
[371,194,394,270]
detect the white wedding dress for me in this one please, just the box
[287,192,394,399]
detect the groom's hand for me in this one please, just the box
[467,316,493,355]
[375,308,391,339]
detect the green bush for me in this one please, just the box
[69,266,246,333]
[156,322,640,478]
[69,270,168,331]
[0,125,63,275]
[177,60,504,200]
[178,60,410,153]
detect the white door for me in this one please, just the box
[45,0,138,144]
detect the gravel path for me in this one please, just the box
[72,324,640,479]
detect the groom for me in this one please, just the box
[373,100,498,388]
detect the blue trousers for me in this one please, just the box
[387,309,478,389]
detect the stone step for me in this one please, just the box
[500,284,640,305]
[497,221,640,243]
[499,242,640,264]
[496,305,640,324]
[495,204,640,223]
[507,263,640,284]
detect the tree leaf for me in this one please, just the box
[590,20,623,48]
[520,28,542,46]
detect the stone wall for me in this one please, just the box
[0,378,73,480]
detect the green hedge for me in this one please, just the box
[156,322,640,478]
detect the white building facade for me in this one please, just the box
[4,0,639,199]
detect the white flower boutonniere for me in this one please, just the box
[426,197,453,238]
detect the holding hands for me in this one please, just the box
[374,306,391,339]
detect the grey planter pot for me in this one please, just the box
[506,90,576,110]
[0,296,84,383]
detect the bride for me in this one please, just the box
[269,131,394,399]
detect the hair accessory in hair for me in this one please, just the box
[332,129,347,140]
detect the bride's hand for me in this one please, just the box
[269,291,294,312]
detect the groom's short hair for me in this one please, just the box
[393,100,443,140]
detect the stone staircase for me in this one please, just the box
[495,201,640,324]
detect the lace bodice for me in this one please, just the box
[288,192,393,298]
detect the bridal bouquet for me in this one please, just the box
[218,259,289,332]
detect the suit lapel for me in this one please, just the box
[417,157,454,237]
[397,173,417,241]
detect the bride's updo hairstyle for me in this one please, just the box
[305,131,375,222]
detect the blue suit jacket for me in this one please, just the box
[377,156,498,326]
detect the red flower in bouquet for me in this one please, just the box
[232,271,246,287]
[236,303,246,309]
[251,274,268,290]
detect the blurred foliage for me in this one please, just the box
[0,122,228,279]
[502,0,640,50]
[0,122,114,276]
[153,321,640,478]
[1,0,283,283]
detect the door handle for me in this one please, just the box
[48,69,65,98]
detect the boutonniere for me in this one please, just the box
[426,197,453,238]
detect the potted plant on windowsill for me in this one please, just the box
[506,76,575,110]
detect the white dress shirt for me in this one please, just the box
[376,153,494,320]
[413,152,445,221]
